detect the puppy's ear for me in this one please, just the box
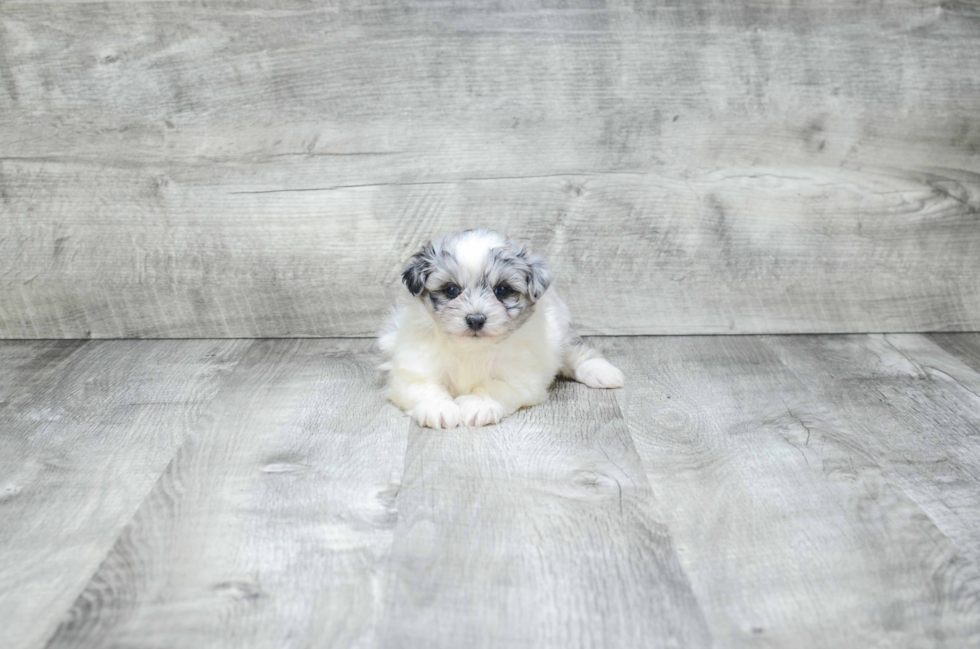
[401,242,435,296]
[517,246,551,302]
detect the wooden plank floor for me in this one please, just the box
[2,335,980,648]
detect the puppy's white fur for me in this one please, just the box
[379,229,623,428]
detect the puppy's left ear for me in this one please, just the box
[518,247,551,301]
[401,242,435,296]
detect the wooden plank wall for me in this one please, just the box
[1,0,978,338]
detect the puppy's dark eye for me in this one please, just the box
[444,285,460,299]
[493,285,512,299]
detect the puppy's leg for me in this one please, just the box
[560,330,624,389]
[456,379,549,427]
[388,378,461,429]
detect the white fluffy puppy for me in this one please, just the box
[379,229,624,428]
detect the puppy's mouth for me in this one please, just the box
[460,328,497,340]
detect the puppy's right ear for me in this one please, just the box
[401,242,434,296]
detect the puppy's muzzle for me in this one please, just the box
[465,314,487,331]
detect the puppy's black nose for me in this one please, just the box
[465,314,487,331]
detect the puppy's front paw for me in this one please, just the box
[455,395,505,427]
[575,358,625,389]
[410,400,462,429]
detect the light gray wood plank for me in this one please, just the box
[0,339,250,649]
[1,1,979,336]
[763,334,980,569]
[792,333,980,568]
[0,339,85,403]
[927,333,980,376]
[379,379,710,649]
[2,163,979,338]
[44,339,409,649]
[889,334,980,409]
[609,335,980,647]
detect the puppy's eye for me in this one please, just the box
[493,285,513,299]
[444,285,460,299]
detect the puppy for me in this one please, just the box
[379,229,624,428]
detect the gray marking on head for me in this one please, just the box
[400,229,552,340]
[401,242,435,296]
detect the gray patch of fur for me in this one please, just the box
[400,229,552,340]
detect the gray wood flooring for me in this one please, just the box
[3,1,980,337]
[3,334,980,648]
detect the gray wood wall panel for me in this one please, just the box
[1,1,979,337]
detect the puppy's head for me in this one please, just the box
[401,229,551,340]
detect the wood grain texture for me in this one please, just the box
[379,378,711,649]
[0,339,249,649]
[43,339,409,649]
[1,1,979,337]
[765,333,980,569]
[6,336,980,646]
[927,333,980,376]
[609,335,980,647]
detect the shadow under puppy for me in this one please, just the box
[379,229,624,428]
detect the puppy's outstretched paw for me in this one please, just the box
[410,400,462,429]
[455,395,505,427]
[575,358,625,389]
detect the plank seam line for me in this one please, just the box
[372,414,417,639]
[226,170,648,194]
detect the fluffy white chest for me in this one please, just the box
[381,291,567,398]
